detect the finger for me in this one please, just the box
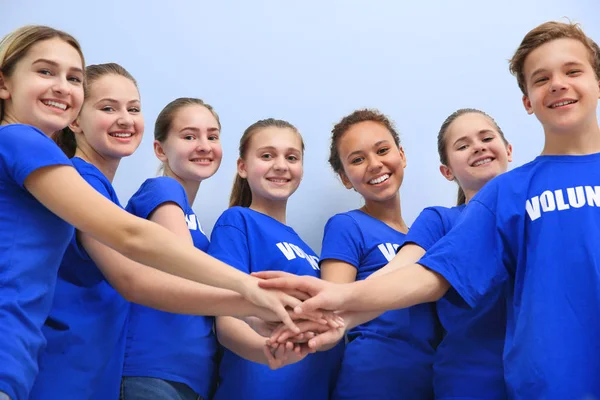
[251,271,295,280]
[296,294,332,314]
[257,276,319,295]
[289,310,326,324]
[274,303,300,333]
[308,328,344,350]
[263,345,279,370]
[278,292,303,310]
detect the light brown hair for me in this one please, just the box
[437,108,509,205]
[229,118,303,208]
[0,25,85,122]
[509,21,599,95]
[54,63,138,157]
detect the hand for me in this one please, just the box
[240,276,304,333]
[267,320,345,352]
[252,271,354,314]
[263,341,310,370]
[245,316,281,338]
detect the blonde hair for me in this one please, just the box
[0,25,84,122]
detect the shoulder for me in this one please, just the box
[214,206,249,227]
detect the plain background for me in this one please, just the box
[4,1,600,252]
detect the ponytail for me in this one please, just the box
[53,127,77,158]
[229,174,252,208]
[457,187,466,206]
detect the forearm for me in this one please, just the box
[346,264,449,312]
[216,316,270,365]
[368,244,426,279]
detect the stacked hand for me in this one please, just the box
[246,271,355,370]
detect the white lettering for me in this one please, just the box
[525,196,541,221]
[378,243,400,262]
[585,186,600,207]
[185,214,198,230]
[540,190,556,212]
[567,186,585,208]
[276,242,296,260]
[554,189,570,211]
[289,244,307,259]
[307,255,320,271]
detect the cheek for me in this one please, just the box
[134,117,145,135]
[212,144,224,163]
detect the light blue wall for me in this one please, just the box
[4,0,599,251]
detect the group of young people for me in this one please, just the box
[0,18,598,400]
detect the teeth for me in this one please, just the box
[473,158,493,167]
[191,159,211,163]
[43,100,67,110]
[110,133,132,138]
[551,100,576,108]
[268,179,288,183]
[369,174,389,184]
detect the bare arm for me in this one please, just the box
[369,244,426,278]
[24,165,301,330]
[320,259,357,284]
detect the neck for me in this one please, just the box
[541,118,600,155]
[361,194,408,233]
[164,168,201,205]
[74,147,120,182]
[249,197,288,225]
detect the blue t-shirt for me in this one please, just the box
[405,205,507,399]
[321,210,440,400]
[0,124,74,400]
[123,177,218,399]
[30,157,130,400]
[419,153,600,400]
[208,207,344,400]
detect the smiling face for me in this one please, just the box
[156,104,223,183]
[71,73,143,160]
[237,126,304,205]
[440,112,512,194]
[522,38,600,135]
[337,120,406,203]
[0,37,84,135]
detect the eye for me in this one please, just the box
[534,77,548,85]
[482,136,494,142]
[261,153,273,159]
[38,69,52,76]
[208,134,220,141]
[128,107,141,113]
[101,106,115,112]
[68,75,83,83]
[183,134,195,141]
[457,145,467,151]
[567,69,582,76]
[287,155,299,162]
[377,147,390,155]
[350,156,364,164]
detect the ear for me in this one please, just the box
[68,117,83,134]
[339,171,353,190]
[439,164,455,182]
[153,140,168,163]
[506,143,514,163]
[0,71,10,100]
[398,145,407,168]
[522,94,534,115]
[237,158,248,179]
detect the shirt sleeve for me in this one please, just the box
[320,214,363,269]
[0,124,71,187]
[417,199,509,308]
[126,177,187,219]
[404,208,447,251]
[208,213,251,273]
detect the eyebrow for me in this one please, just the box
[94,98,141,106]
[256,145,301,153]
[452,130,495,146]
[529,61,585,80]
[346,140,390,160]
[32,58,84,74]
[180,126,220,133]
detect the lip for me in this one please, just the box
[266,177,291,185]
[547,98,578,109]
[470,156,495,167]
[367,173,391,185]
[190,157,213,165]
[40,98,70,112]
[108,131,136,142]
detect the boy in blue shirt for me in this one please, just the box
[257,21,600,400]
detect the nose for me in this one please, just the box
[549,74,568,93]
[473,143,487,154]
[194,136,212,153]
[51,76,71,96]
[117,112,134,128]
[367,155,383,172]
[273,155,289,171]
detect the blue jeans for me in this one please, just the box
[120,377,202,400]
